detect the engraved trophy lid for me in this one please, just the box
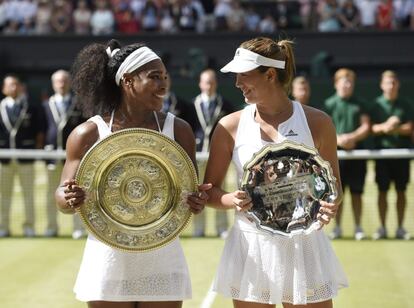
[76,128,198,252]
[241,140,338,236]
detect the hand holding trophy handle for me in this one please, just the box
[185,183,213,214]
[315,195,338,229]
[231,190,252,212]
[59,179,86,212]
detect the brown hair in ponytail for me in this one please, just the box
[240,37,296,94]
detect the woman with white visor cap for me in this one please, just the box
[55,39,211,308]
[203,37,348,308]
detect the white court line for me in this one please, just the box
[200,281,217,308]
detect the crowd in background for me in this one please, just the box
[0,0,413,35]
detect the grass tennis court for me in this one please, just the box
[1,161,414,307]
[1,238,413,308]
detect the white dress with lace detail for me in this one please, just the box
[74,112,191,302]
[212,102,348,305]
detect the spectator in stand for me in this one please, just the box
[114,4,139,33]
[339,0,361,31]
[356,0,379,30]
[42,70,87,239]
[130,0,146,20]
[50,0,72,33]
[298,0,312,29]
[317,0,341,32]
[244,5,260,32]
[35,0,52,34]
[376,0,394,30]
[159,2,177,33]
[199,0,215,31]
[259,13,277,34]
[324,68,371,241]
[0,75,45,238]
[190,69,235,238]
[371,70,413,240]
[292,76,311,106]
[226,0,244,32]
[394,0,414,29]
[141,0,159,31]
[0,0,6,32]
[73,0,92,34]
[175,0,200,32]
[90,0,115,35]
[214,0,232,31]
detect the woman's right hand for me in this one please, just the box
[61,179,86,211]
[231,190,252,212]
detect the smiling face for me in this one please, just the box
[235,68,271,104]
[124,59,168,111]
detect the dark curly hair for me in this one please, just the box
[71,39,146,117]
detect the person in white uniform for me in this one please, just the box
[204,37,348,307]
[54,39,211,308]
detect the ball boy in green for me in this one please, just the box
[371,70,413,240]
[324,68,371,240]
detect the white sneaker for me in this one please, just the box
[354,226,366,241]
[396,227,411,240]
[329,226,342,240]
[72,229,87,240]
[219,230,229,239]
[23,227,36,238]
[373,227,387,240]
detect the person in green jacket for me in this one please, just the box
[371,70,413,240]
[324,68,371,240]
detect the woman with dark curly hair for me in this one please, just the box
[55,39,211,308]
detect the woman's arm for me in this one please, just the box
[174,117,211,214]
[204,111,251,211]
[55,121,99,214]
[305,106,343,225]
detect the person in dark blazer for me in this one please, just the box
[189,68,236,237]
[0,74,45,237]
[161,73,191,120]
[42,70,87,238]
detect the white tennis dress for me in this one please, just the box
[213,102,348,305]
[74,112,192,302]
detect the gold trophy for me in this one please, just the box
[241,140,338,236]
[75,128,197,251]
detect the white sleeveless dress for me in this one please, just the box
[74,113,192,302]
[212,102,348,305]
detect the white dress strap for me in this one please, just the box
[162,112,175,140]
[87,115,112,140]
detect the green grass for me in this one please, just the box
[1,161,414,307]
[1,238,413,308]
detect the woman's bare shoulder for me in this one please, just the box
[66,121,100,157]
[218,110,244,134]
[302,105,333,129]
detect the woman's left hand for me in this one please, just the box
[317,200,338,227]
[185,183,213,214]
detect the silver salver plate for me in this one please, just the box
[240,140,338,236]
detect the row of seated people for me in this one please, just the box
[0,0,413,35]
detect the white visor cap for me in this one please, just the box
[220,48,286,73]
